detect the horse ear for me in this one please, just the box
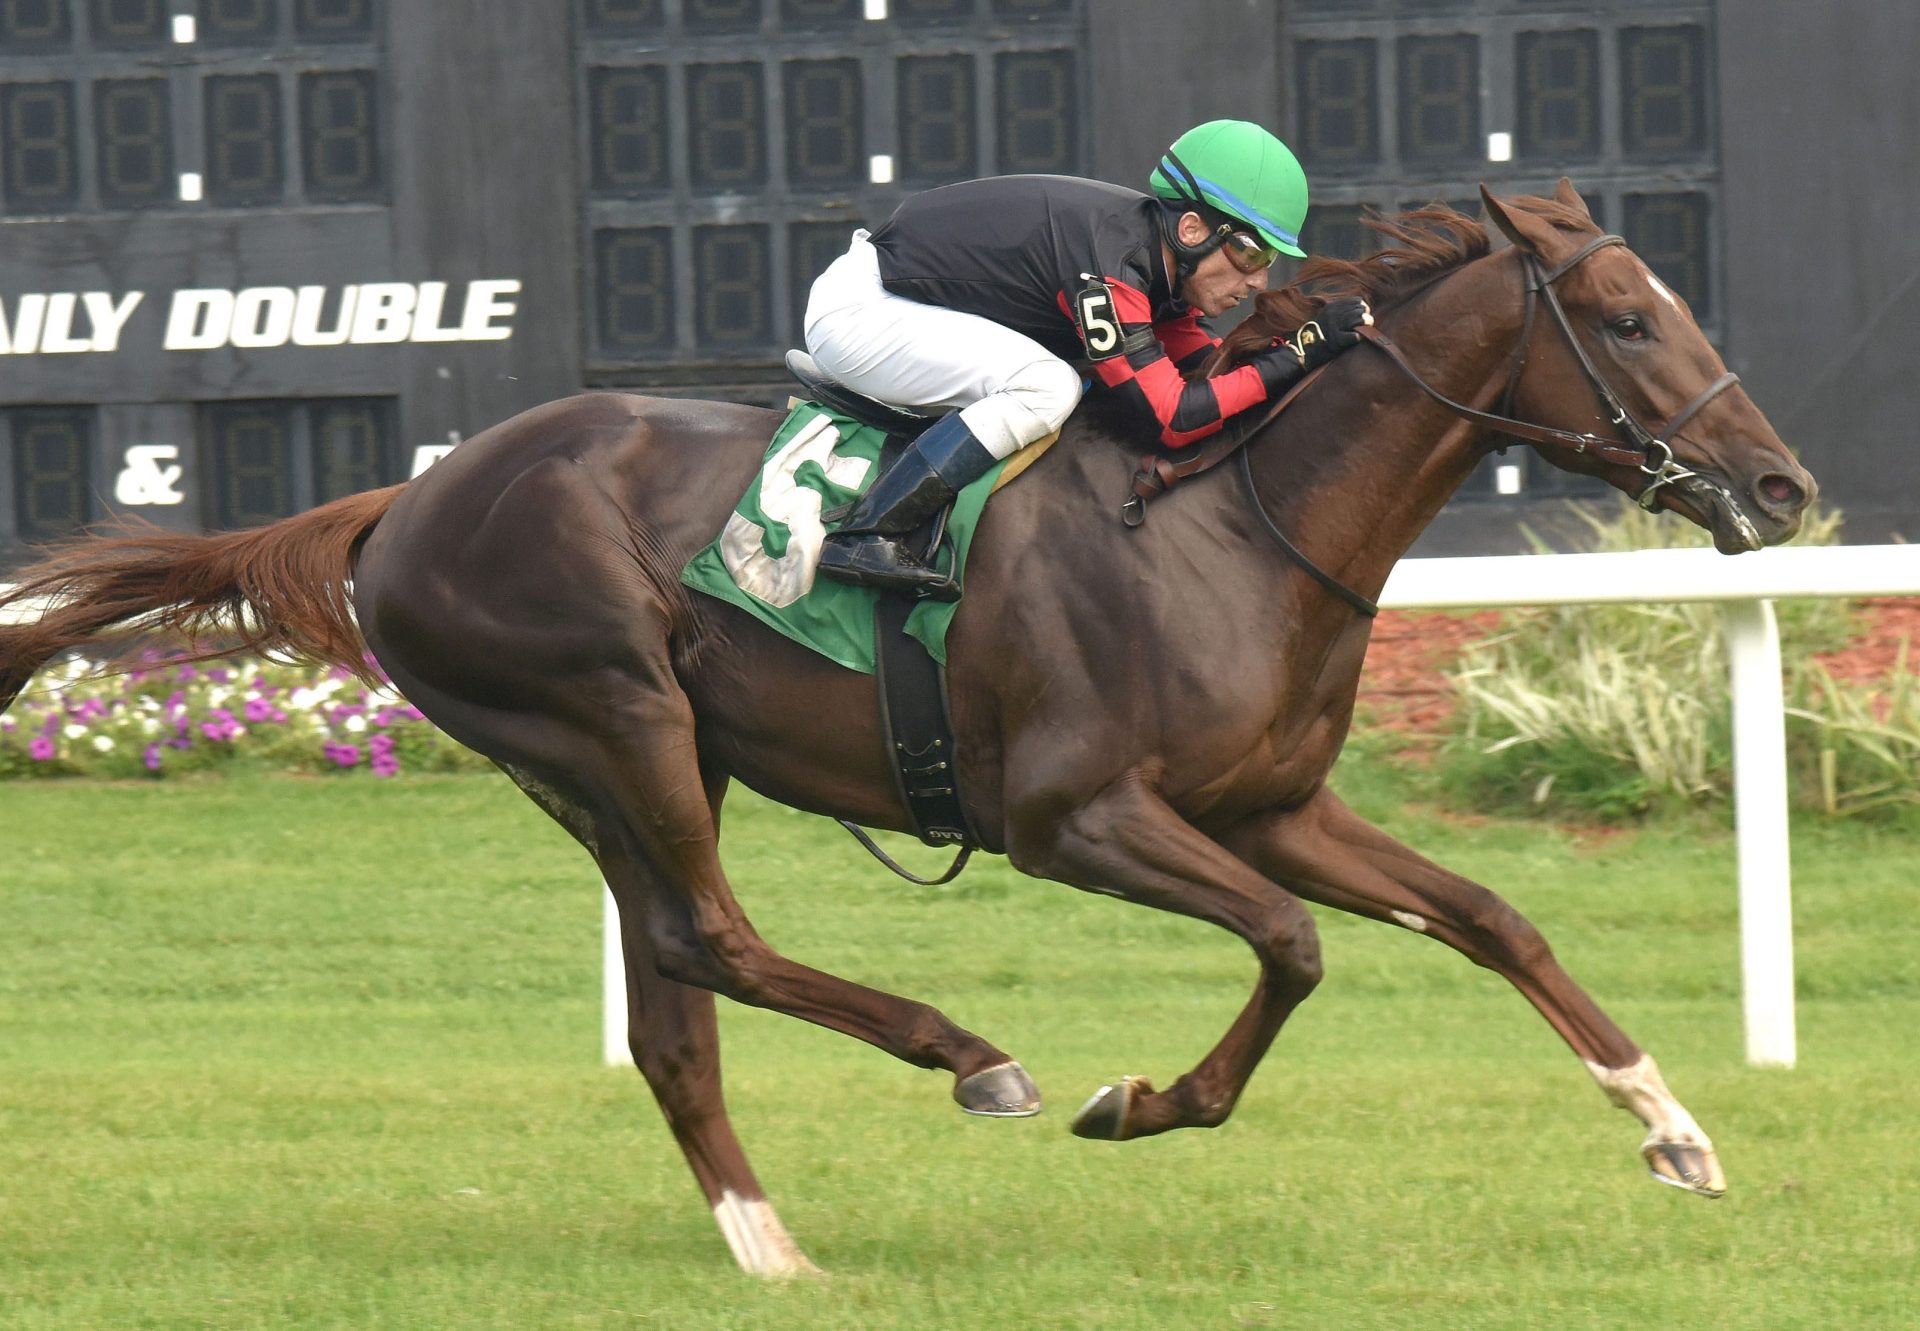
[1552,177,1592,221]
[1480,185,1557,256]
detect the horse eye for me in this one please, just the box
[1609,315,1647,341]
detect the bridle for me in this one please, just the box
[1123,230,1743,619]
[1360,232,1740,514]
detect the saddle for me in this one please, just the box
[783,351,935,438]
[781,351,978,873]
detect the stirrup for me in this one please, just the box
[818,534,960,601]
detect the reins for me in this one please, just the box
[1121,230,1742,614]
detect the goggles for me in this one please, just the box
[1218,227,1282,273]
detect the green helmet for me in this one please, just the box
[1150,119,1310,259]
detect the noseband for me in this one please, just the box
[1361,233,1740,513]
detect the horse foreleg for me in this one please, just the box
[1009,770,1324,1141]
[1217,786,1725,1198]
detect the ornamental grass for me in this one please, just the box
[1439,500,1920,819]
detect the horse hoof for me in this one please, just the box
[1643,1141,1727,1198]
[955,1061,1042,1117]
[1070,1075,1152,1140]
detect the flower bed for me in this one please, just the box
[0,651,489,780]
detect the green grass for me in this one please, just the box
[2,762,1916,1329]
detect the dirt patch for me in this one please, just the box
[1356,609,1502,734]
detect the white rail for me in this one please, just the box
[1378,542,1920,1069]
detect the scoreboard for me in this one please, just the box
[3,0,1910,561]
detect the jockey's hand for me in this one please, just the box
[1292,298,1373,371]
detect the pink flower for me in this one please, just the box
[29,736,55,761]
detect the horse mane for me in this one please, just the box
[1206,195,1591,376]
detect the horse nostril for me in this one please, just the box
[1757,473,1805,510]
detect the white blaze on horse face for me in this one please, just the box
[1636,261,1687,317]
[712,1189,820,1277]
[1584,1053,1713,1150]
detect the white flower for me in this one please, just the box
[63,723,88,740]
[141,718,160,736]
[344,715,367,733]
[91,734,115,752]
[208,687,230,707]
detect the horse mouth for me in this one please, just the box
[1669,474,1764,553]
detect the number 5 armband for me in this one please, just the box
[1069,275,1271,448]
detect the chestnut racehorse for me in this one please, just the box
[0,183,1814,1274]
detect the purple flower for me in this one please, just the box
[41,713,60,735]
[370,752,399,777]
[143,743,163,771]
[29,736,55,761]
[199,710,243,742]
[323,741,362,768]
[208,667,232,684]
[368,733,395,756]
[244,697,275,723]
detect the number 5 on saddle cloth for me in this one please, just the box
[681,357,1059,854]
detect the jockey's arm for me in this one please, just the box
[1066,278,1303,449]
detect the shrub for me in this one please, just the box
[1433,500,1915,819]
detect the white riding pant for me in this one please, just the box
[803,231,1085,461]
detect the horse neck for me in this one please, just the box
[1247,248,1528,605]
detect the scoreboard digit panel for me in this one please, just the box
[578,0,1089,379]
[1282,0,1720,507]
[0,1,384,214]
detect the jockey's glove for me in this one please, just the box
[1292,298,1374,371]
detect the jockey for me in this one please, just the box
[803,118,1373,600]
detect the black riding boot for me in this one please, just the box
[817,412,998,601]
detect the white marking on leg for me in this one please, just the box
[1389,909,1428,932]
[1584,1053,1712,1150]
[712,1189,820,1277]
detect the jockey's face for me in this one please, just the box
[1172,211,1272,317]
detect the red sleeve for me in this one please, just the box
[1151,310,1220,369]
[1061,277,1269,448]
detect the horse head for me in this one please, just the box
[1480,179,1814,552]
[1210,182,1815,556]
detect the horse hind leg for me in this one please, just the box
[576,695,1037,1115]
[608,844,822,1276]
[491,757,817,1276]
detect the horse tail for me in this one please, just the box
[0,483,406,712]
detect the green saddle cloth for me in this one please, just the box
[681,401,1012,674]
